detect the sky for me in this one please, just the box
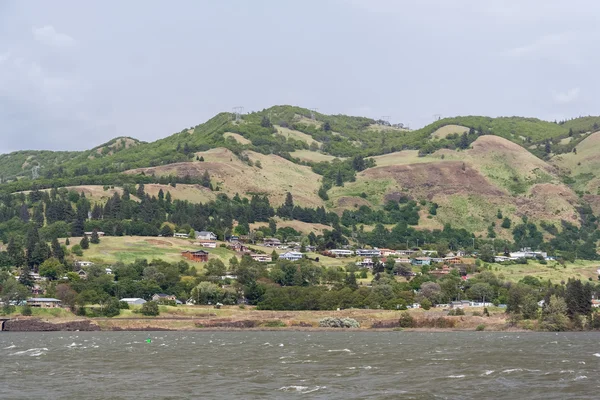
[1,0,599,154]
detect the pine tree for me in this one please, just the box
[137,184,145,199]
[335,170,343,186]
[51,237,64,262]
[80,235,90,250]
[90,229,100,244]
[65,238,70,246]
[201,171,211,188]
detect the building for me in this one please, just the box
[174,232,189,238]
[77,270,88,279]
[356,249,382,257]
[84,231,105,237]
[279,251,303,261]
[450,300,471,309]
[509,248,547,259]
[357,258,374,268]
[330,249,354,257]
[396,249,416,256]
[251,254,272,262]
[27,298,62,308]
[105,268,113,275]
[411,257,431,266]
[263,238,282,247]
[379,249,397,257]
[198,240,217,248]
[120,298,147,305]
[181,250,209,262]
[431,257,445,263]
[75,261,94,268]
[152,293,176,302]
[195,231,217,240]
[394,258,411,264]
[444,256,462,264]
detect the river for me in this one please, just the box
[1,331,599,399]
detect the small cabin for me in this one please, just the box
[181,250,209,262]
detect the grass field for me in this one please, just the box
[223,132,252,145]
[62,236,238,265]
[371,150,437,167]
[290,150,340,162]
[274,125,320,146]
[491,260,600,283]
[431,124,469,139]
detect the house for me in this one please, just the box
[494,255,513,262]
[421,250,436,255]
[450,300,471,309]
[24,272,46,282]
[227,235,240,242]
[152,293,176,302]
[174,232,189,239]
[379,249,396,257]
[357,258,374,268]
[356,249,381,257]
[181,250,209,262]
[411,257,431,266]
[396,249,416,256]
[198,240,217,248]
[229,242,250,253]
[75,261,94,268]
[430,265,451,276]
[84,231,105,237]
[77,270,88,279]
[330,249,354,257]
[509,248,547,259]
[431,257,445,263]
[444,256,462,265]
[105,268,113,275]
[263,238,282,247]
[27,298,62,308]
[395,258,411,264]
[195,231,217,240]
[251,254,272,262]
[279,251,303,261]
[120,298,147,305]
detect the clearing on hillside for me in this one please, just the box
[250,218,330,235]
[431,125,469,139]
[125,148,324,207]
[290,150,339,163]
[371,150,437,167]
[274,125,320,146]
[552,131,600,191]
[223,132,252,145]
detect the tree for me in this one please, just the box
[335,170,343,186]
[323,121,331,131]
[189,229,196,239]
[80,236,90,250]
[458,132,469,149]
[260,116,272,128]
[137,184,145,199]
[545,140,551,154]
[72,244,83,256]
[345,272,358,290]
[469,283,494,302]
[39,258,64,281]
[479,244,495,263]
[140,301,160,316]
[269,219,277,236]
[90,229,100,244]
[541,295,569,331]
[160,225,174,237]
[496,210,503,219]
[419,282,441,303]
[521,295,539,319]
[102,297,121,317]
[201,171,211,188]
[501,217,511,229]
[205,259,226,277]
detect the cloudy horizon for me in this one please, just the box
[1,0,599,154]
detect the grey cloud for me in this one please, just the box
[1,0,599,154]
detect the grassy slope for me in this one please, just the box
[552,131,600,193]
[62,236,237,265]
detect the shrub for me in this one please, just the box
[140,301,160,316]
[262,320,286,328]
[21,305,33,316]
[476,324,486,331]
[119,301,130,309]
[318,317,360,328]
[398,312,415,328]
[420,299,432,310]
[472,311,482,317]
[72,244,83,256]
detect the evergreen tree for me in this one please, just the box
[260,116,272,128]
[7,237,25,267]
[65,238,70,246]
[71,218,85,237]
[545,140,551,154]
[345,272,358,290]
[201,171,211,188]
[19,204,30,222]
[80,235,90,250]
[335,170,343,186]
[90,229,100,244]
[136,184,145,199]
[51,237,65,262]
[323,121,331,131]
[269,219,277,236]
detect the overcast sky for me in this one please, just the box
[1,0,599,154]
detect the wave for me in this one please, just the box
[278,386,326,394]
[10,348,48,357]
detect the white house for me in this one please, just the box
[120,298,147,305]
[75,261,94,268]
[84,231,105,237]
[251,254,272,262]
[105,268,113,275]
[330,249,354,257]
[174,232,189,238]
[198,240,217,248]
[279,251,303,261]
[196,231,217,240]
[356,249,381,257]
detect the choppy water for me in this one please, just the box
[1,331,599,399]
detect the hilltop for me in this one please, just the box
[1,105,600,241]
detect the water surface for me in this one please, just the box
[1,331,599,399]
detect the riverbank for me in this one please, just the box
[2,306,515,332]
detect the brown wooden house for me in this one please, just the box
[181,250,209,262]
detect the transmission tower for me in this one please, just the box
[309,108,318,120]
[232,106,244,122]
[32,165,40,180]
[380,116,391,125]
[433,114,442,121]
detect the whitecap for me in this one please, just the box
[447,375,465,378]
[327,349,351,353]
[67,342,78,348]
[574,375,587,381]
[10,348,48,357]
[593,353,600,357]
[481,370,494,376]
[3,344,16,349]
[278,386,325,394]
[502,368,523,374]
[279,344,284,347]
